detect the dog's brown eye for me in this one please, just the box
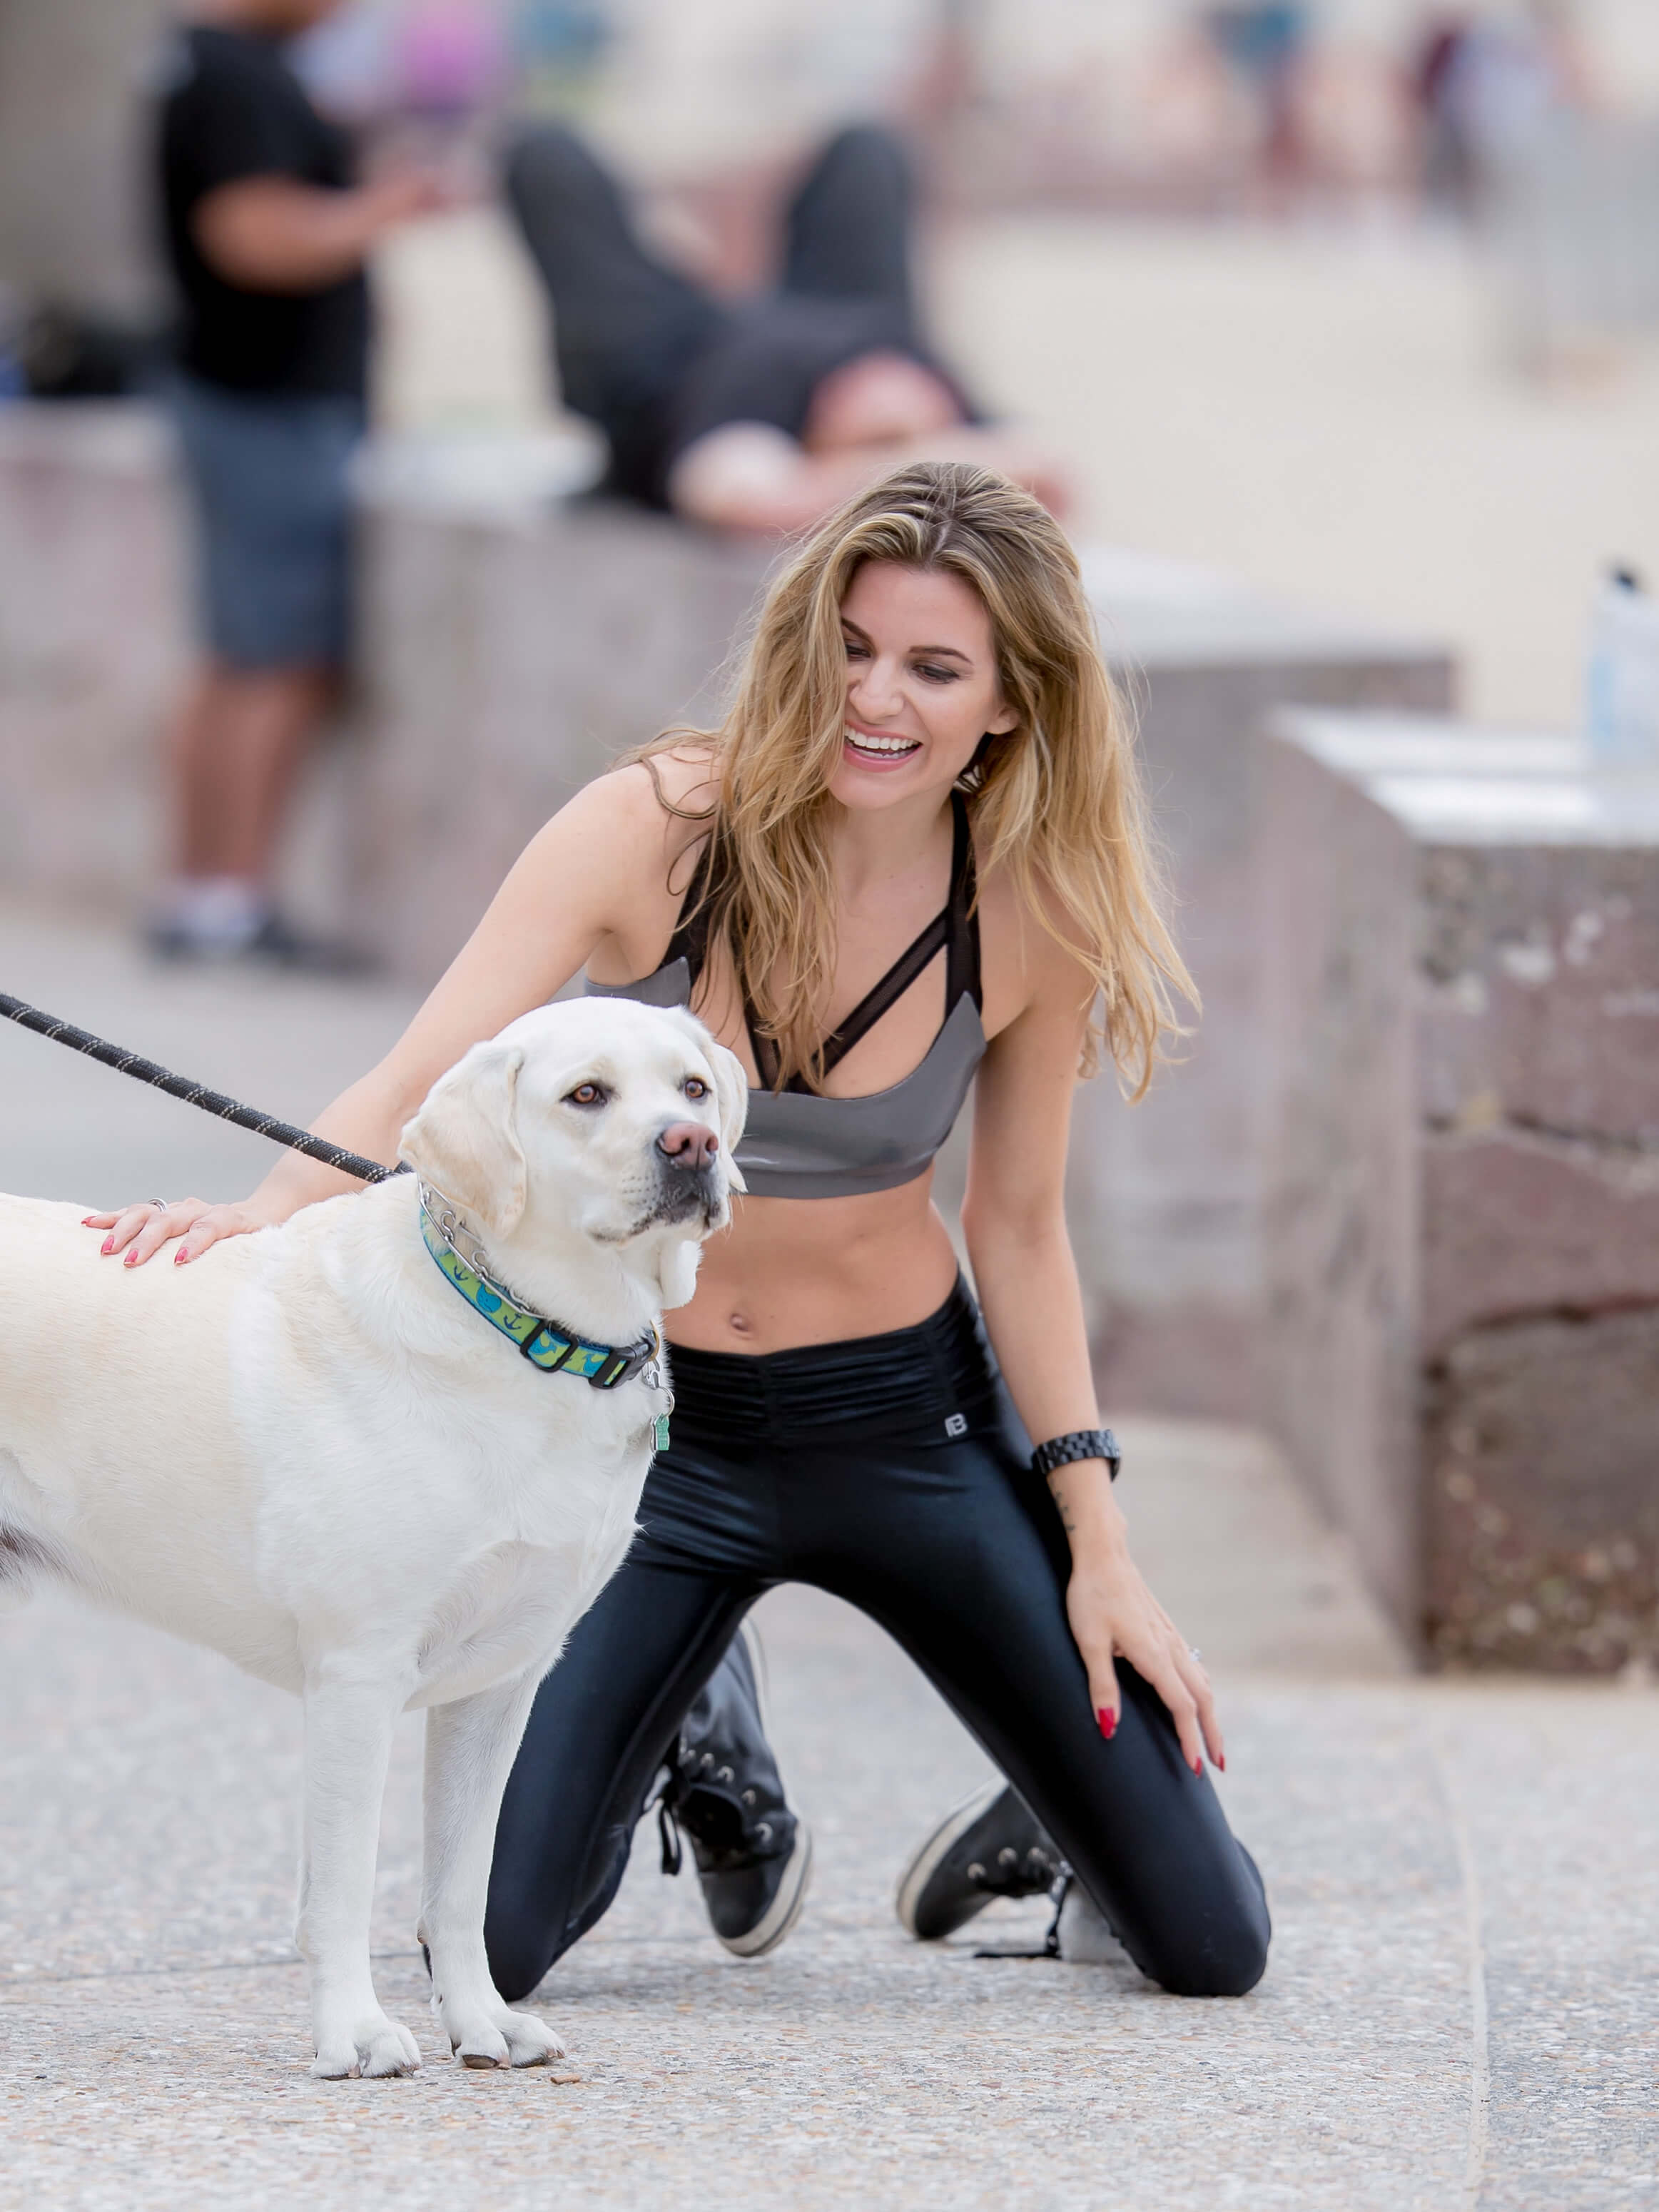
[567,1082,606,1107]
[683,1077,710,1100]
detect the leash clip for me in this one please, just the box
[644,1330,674,1451]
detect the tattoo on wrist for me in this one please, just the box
[1046,1473,1077,1535]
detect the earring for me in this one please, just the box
[958,731,1003,788]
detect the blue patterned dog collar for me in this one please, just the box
[420,1201,659,1391]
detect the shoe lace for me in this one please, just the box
[969,1863,1074,1962]
[656,1788,684,1877]
[654,1725,791,1867]
[654,1750,788,1877]
[1039,1869,1072,1959]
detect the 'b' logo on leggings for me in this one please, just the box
[943,1411,968,1438]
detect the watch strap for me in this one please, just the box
[1030,1428,1121,1482]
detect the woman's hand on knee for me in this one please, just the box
[1064,1552,1225,1777]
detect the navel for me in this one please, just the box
[727,1311,754,1338]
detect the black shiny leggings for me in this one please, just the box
[485,1282,1270,2002]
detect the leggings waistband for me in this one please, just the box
[664,1275,1000,1436]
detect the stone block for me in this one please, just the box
[1417,838,1659,1147]
[1260,709,1659,1669]
[0,407,183,906]
[345,493,771,984]
[1424,1309,1659,1672]
[1256,721,1421,1623]
[1423,1129,1659,1353]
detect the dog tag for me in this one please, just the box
[653,1413,671,1453]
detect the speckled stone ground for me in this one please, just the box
[4,1586,1657,2212]
[2,914,1655,2208]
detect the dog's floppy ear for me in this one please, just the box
[705,1039,749,1194]
[399,1040,528,1237]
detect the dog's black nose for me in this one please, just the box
[656,1121,720,1173]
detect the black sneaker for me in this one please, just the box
[145,912,374,977]
[895,1781,1061,1942]
[143,915,253,964]
[657,1623,812,1959]
[243,913,377,977]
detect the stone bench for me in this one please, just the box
[1258,709,1659,1670]
[0,403,1451,1414]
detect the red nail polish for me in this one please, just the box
[174,1249,188,1265]
[1190,1756,1203,1777]
[123,1252,136,1267]
[1097,1708,1116,1740]
[101,1237,114,1254]
[1217,1753,1227,1772]
[81,1217,96,1227]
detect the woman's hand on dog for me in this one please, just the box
[83,1197,270,1267]
[1062,1547,1224,1778]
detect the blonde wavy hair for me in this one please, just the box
[624,460,1194,1098]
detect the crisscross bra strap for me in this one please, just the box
[661,790,980,1093]
[744,788,980,1093]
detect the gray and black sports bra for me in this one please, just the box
[586,789,986,1199]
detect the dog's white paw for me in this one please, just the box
[444,2001,565,2071]
[310,2009,423,2080]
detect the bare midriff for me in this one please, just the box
[663,1171,961,1354]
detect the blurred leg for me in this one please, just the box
[781,123,915,323]
[502,121,724,425]
[171,664,333,883]
[163,380,359,948]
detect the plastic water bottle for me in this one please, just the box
[1584,567,1659,769]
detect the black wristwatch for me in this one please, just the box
[1030,1429,1120,1482]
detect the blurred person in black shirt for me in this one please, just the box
[150,0,445,966]
[505,123,1070,536]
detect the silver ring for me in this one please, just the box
[149,1198,169,1212]
[1187,1645,1202,1662]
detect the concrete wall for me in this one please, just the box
[0,0,171,314]
[0,408,186,897]
[345,489,775,982]
[0,405,1452,1419]
[1259,710,1659,1670]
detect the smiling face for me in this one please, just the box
[827,561,1018,814]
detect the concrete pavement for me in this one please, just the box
[6,1590,1655,2211]
[1,911,1654,2209]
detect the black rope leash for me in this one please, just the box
[0,991,407,1185]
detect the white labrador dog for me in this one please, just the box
[0,996,745,2079]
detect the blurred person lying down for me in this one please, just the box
[504,123,1068,534]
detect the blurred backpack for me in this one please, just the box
[14,304,166,400]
